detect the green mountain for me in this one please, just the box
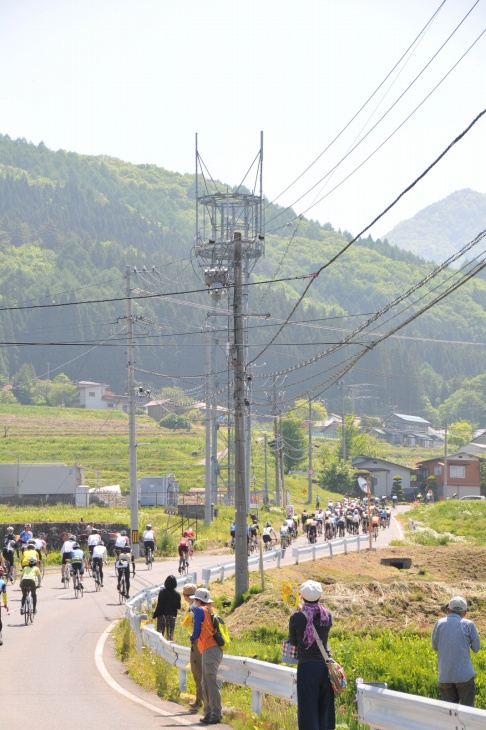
[384,189,486,264]
[0,134,485,424]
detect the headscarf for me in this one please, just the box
[302,600,330,648]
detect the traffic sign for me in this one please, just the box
[308,468,314,476]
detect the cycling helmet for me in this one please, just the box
[266,521,272,527]
[72,543,80,550]
[120,530,127,536]
[28,539,36,545]
[28,556,37,565]
[99,541,104,546]
[146,524,152,529]
[7,526,14,532]
[69,535,76,541]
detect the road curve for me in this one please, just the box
[0,511,407,726]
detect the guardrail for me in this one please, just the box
[201,546,283,588]
[357,683,486,729]
[292,532,369,563]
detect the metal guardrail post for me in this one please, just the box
[220,566,225,582]
[328,541,333,558]
[252,689,262,714]
[178,668,187,691]
[343,538,348,555]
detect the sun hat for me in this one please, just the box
[183,582,197,596]
[448,596,467,613]
[300,580,323,602]
[190,587,213,603]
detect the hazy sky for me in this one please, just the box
[1,0,485,239]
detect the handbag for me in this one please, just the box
[281,639,298,664]
[309,623,347,693]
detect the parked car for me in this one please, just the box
[459,495,486,500]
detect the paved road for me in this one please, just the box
[0,510,407,726]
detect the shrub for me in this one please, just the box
[159,414,192,430]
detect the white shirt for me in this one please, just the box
[143,529,154,541]
[92,544,107,560]
[115,535,129,548]
[87,533,101,546]
[61,540,75,554]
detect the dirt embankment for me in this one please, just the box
[214,546,486,636]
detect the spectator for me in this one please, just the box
[152,574,181,641]
[432,595,480,706]
[288,580,335,730]
[189,587,223,725]
[182,582,203,711]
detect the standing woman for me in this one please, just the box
[153,574,181,641]
[288,580,335,730]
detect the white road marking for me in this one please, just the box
[94,620,196,726]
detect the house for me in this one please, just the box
[379,413,442,448]
[0,462,88,505]
[143,399,174,422]
[318,413,361,438]
[415,452,482,500]
[75,381,150,412]
[351,455,413,498]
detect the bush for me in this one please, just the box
[159,414,192,430]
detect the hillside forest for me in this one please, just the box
[0,134,485,427]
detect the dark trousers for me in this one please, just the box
[439,678,476,706]
[297,660,335,730]
[156,615,176,641]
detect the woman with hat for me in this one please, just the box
[189,587,223,725]
[182,582,204,710]
[288,579,335,730]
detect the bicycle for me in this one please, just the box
[63,560,71,588]
[230,537,235,553]
[178,553,189,575]
[23,587,35,625]
[118,572,127,604]
[145,546,153,570]
[72,567,84,599]
[372,523,379,541]
[5,559,16,585]
[92,562,102,591]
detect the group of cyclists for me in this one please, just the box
[0,522,162,631]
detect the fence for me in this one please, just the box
[291,532,369,563]
[357,682,486,729]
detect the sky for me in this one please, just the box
[1,0,485,239]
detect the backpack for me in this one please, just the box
[210,611,230,649]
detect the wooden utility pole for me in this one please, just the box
[233,235,249,597]
[307,399,313,505]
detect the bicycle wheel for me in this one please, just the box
[147,550,153,570]
[94,567,101,591]
[118,576,126,604]
[9,562,16,585]
[29,598,35,623]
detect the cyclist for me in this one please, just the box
[20,556,41,615]
[142,524,156,560]
[60,534,76,583]
[183,529,195,558]
[116,546,132,598]
[70,543,87,588]
[19,523,33,548]
[308,516,318,544]
[0,565,8,644]
[178,535,190,573]
[262,522,276,549]
[392,494,397,509]
[249,519,259,546]
[91,540,107,586]
[229,522,236,547]
[279,521,290,549]
[371,512,380,537]
[115,530,135,574]
[87,528,101,559]
[2,527,16,578]
[21,540,39,568]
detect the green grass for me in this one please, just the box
[407,501,486,544]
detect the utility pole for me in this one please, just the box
[307,399,313,506]
[126,266,139,557]
[233,235,249,597]
[263,432,268,505]
[339,380,346,462]
[273,380,280,507]
[443,423,448,499]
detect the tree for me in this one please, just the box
[426,475,438,502]
[46,374,78,407]
[291,399,328,423]
[159,414,191,430]
[12,363,37,404]
[319,456,355,495]
[281,418,307,474]
[340,414,382,461]
[391,476,405,502]
[448,420,473,449]
[0,389,17,404]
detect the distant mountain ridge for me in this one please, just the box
[384,189,486,264]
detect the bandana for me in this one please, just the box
[302,602,330,648]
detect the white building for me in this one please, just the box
[0,463,88,505]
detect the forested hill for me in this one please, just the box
[385,189,486,264]
[0,134,485,424]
